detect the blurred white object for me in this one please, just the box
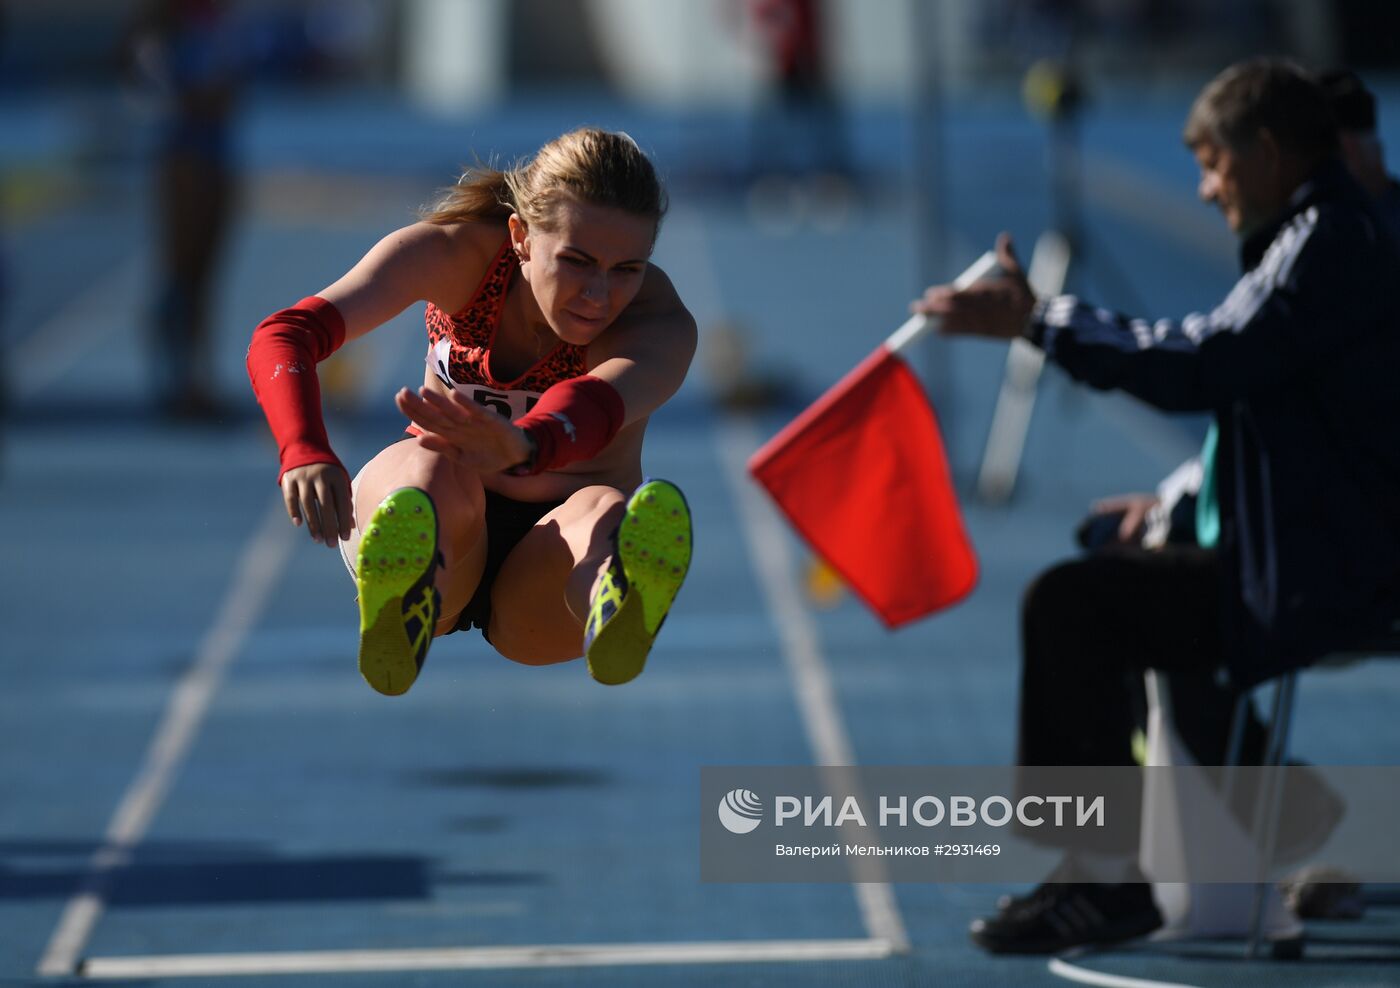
[403,0,506,112]
[976,229,1072,503]
[1139,671,1303,946]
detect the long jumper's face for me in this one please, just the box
[514,199,654,345]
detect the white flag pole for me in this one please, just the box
[885,251,1002,356]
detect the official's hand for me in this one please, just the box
[396,386,533,474]
[1090,493,1160,544]
[281,462,353,547]
[912,234,1036,340]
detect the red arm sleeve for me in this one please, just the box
[510,375,626,474]
[246,296,347,483]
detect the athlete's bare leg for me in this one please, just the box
[487,485,626,664]
[344,437,489,637]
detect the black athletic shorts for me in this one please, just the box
[361,435,563,642]
[450,489,563,642]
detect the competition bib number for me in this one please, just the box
[428,339,541,420]
[469,387,540,421]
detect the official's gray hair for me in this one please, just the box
[1183,58,1338,159]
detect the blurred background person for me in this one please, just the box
[1321,67,1400,241]
[745,0,851,192]
[125,0,243,420]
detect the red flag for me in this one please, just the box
[747,344,978,629]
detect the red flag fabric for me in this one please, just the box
[748,344,977,627]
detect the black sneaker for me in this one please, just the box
[1280,865,1365,920]
[970,875,1162,955]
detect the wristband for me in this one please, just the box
[509,375,625,475]
[246,295,347,483]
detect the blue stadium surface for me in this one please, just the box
[2,88,1399,986]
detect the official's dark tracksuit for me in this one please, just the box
[1014,158,1400,849]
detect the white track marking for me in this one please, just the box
[9,254,145,401]
[671,196,909,955]
[716,417,911,955]
[1049,954,1205,988]
[80,938,895,979]
[715,420,857,767]
[36,498,294,977]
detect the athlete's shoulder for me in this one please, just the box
[434,218,509,257]
[403,219,505,272]
[404,219,509,313]
[600,261,696,361]
[628,262,690,320]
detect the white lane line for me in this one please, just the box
[36,497,294,978]
[674,193,908,954]
[715,419,857,767]
[1049,954,1204,988]
[715,416,911,955]
[80,938,895,979]
[9,253,146,402]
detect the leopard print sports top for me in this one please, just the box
[423,239,588,420]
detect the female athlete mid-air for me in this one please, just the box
[247,128,696,694]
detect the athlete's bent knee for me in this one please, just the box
[564,485,626,522]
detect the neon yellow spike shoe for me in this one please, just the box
[585,479,692,686]
[356,487,442,696]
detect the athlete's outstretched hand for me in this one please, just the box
[396,386,534,474]
[281,462,353,548]
[913,233,1036,340]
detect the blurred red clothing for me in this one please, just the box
[749,0,822,82]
